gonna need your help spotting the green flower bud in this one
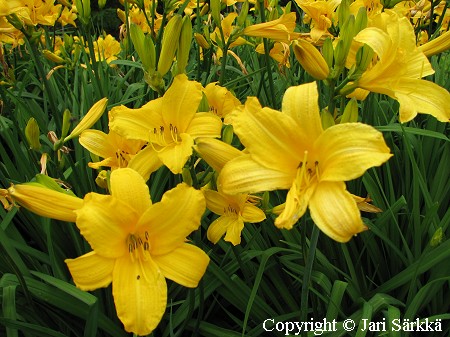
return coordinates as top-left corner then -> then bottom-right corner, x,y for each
157,14 -> 182,76
175,15 -> 192,75
25,118 -> 41,151
340,98 -> 359,123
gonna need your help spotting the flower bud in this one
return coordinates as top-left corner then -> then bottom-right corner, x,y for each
354,44 -> 374,74
130,23 -> 155,72
43,50 -> 65,64
321,108 -> 335,129
340,98 -> 358,123
157,14 -> 182,76
175,15 -> 192,75
95,170 -> 109,189
210,0 -> 222,27
3,182 -> 83,222
25,118 -> 41,151
293,40 -> 329,80
222,124 -> 234,144
98,0 -> 107,9
182,167 -> 193,186
61,109 -> 72,139
64,98 -> 108,142
194,33 -> 210,49
418,31 -> 450,57
237,0 -> 249,27
75,0 -> 91,25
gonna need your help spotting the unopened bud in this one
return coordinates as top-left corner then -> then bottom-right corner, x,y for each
64,98 -> 108,142
182,167 -> 193,186
340,98 -> 358,123
43,50 -> 65,64
95,170 -> 109,189
175,15 -> 192,75
25,118 -> 41,151
130,23 -> 156,72
293,40 -> 329,80
210,0 -> 222,27
321,108 -> 335,129
75,0 -> 91,25
194,33 -> 210,49
355,44 -> 374,74
98,0 -> 107,9
222,124 -> 234,144
61,109 -> 72,139
157,14 -> 182,76
237,1 -> 249,27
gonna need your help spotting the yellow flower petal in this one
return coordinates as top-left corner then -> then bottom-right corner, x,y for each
110,168 -> 152,214
113,255 -> 167,336
65,98 -> 108,142
231,100 -> 302,171
79,129 -> 112,158
127,146 -> 163,181
65,251 -> 114,291
309,181 -> 367,242
204,189 -> 228,215
137,183 -> 205,255
219,156 -> 294,195
241,203 -> 266,223
274,180 -> 315,229
7,184 -> 82,222
394,78 -> 450,123
185,112 -> 222,139
161,74 -> 203,132
75,193 -> 139,258
157,133 -> 194,174
282,82 -> 323,141
316,123 -> 392,182
152,243 -> 209,287
207,216 -> 231,244
194,138 -> 243,172
223,217 -> 245,245
109,98 -> 164,141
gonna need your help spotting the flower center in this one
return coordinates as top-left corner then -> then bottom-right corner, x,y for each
296,150 -> 320,189
224,204 -> 239,218
149,123 -> 181,150
127,231 -> 151,262
115,149 -> 131,167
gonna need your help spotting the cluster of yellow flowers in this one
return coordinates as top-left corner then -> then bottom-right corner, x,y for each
1,0 -> 450,335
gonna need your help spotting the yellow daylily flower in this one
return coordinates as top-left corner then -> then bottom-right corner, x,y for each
204,82 -> 241,123
218,82 -> 392,242
91,34 -> 122,64
348,10 -> 450,123
243,12 -> 299,43
79,129 -> 162,181
256,41 -> 291,68
65,168 -> 209,335
204,190 -> 265,245
109,74 -> 222,174
1,182 -> 83,222
210,12 -> 248,59
295,0 -> 341,42
194,138 -> 243,173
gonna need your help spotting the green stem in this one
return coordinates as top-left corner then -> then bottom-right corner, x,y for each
300,224 -> 320,337
258,1 -> 276,107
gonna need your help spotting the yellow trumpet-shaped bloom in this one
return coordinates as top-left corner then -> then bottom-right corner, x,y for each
204,190 -> 265,245
243,12 -> 299,43
204,82 -> 241,123
109,74 -> 222,174
79,129 -> 162,181
218,82 -> 392,242
65,168 -> 209,335
350,10 -> 450,123
295,0 -> 341,42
